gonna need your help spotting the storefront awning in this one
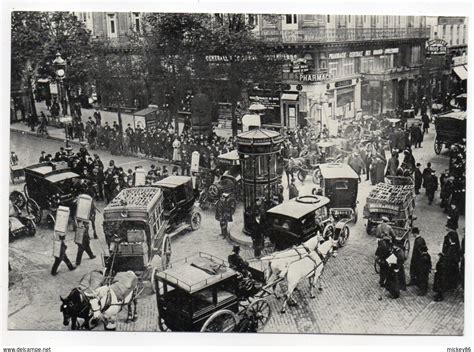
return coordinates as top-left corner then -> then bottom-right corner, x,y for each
453,65 -> 467,80
281,93 -> 299,101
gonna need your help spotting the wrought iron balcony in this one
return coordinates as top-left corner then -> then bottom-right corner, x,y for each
258,27 -> 430,44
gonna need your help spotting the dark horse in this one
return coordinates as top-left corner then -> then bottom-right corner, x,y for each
60,288 -> 96,330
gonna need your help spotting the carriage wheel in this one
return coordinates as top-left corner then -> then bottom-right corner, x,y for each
200,309 -> 237,332
26,199 -> 42,224
199,193 -> 210,210
374,257 -> 380,274
158,317 -> 171,332
189,211 -> 201,231
403,238 -> 411,258
297,169 -> 307,183
338,225 -> 350,247
46,213 -> 56,229
434,140 -> 442,155
312,168 -> 321,185
24,218 -> 36,236
23,184 -> 29,199
322,224 -> 335,241
160,235 -> 172,270
10,191 -> 26,210
208,184 -> 220,198
246,298 -> 272,331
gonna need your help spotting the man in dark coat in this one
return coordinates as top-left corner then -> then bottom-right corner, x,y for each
75,222 -> 96,266
408,227 -> 426,286
425,170 -> 438,205
288,178 -> 299,199
386,152 -> 399,176
375,235 -> 392,288
215,193 -> 233,238
393,245 -> 406,291
402,149 -> 416,173
422,162 -> 434,191
228,245 -> 250,275
442,220 -> 461,290
417,244 -> 431,296
414,163 -> 423,195
433,253 -> 449,301
421,113 -> 430,134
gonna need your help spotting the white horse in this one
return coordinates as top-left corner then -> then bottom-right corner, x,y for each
279,238 -> 334,314
89,271 -> 139,330
263,235 -> 323,298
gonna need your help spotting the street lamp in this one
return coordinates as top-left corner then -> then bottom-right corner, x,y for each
53,52 -> 69,147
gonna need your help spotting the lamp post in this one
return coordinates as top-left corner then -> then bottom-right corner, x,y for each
53,52 -> 69,148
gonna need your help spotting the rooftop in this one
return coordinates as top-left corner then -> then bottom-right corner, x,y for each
104,187 -> 162,212
267,195 -> 330,219
318,163 -> 359,179
154,176 -> 191,188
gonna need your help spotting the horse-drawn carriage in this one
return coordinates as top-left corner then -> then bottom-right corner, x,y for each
265,195 -> 350,251
155,252 -> 272,332
153,176 -> 202,237
286,141 -> 344,183
312,163 -> 359,223
199,150 -> 241,211
363,177 -> 416,258
16,162 -> 82,227
433,110 -> 466,155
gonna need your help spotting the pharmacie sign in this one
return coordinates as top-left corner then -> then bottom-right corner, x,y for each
299,73 -> 332,82
328,48 -> 399,60
426,39 -> 448,55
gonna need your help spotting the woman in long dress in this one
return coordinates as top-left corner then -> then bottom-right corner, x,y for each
172,136 -> 182,162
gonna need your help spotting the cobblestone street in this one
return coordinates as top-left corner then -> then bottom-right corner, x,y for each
8,123 -> 464,335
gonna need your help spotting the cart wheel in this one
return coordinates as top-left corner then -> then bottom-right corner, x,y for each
160,235 -> 172,270
404,238 -> 411,258
246,298 -> 271,331
338,225 -> 350,247
26,199 -> 42,224
24,218 -> 36,236
23,184 -> 29,199
198,193 -> 209,210
297,170 -> 306,183
208,184 -> 220,198
10,191 -> 26,209
158,317 -> 171,332
189,211 -> 201,231
374,257 -> 380,274
322,224 -> 335,241
46,213 -> 56,229
434,140 -> 442,155
312,168 -> 321,185
200,309 -> 237,332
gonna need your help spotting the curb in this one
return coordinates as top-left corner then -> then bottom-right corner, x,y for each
229,231 -> 253,247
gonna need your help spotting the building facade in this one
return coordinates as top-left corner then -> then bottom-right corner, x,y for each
250,14 -> 430,130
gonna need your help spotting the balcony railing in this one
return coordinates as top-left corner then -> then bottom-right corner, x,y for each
258,27 -> 431,44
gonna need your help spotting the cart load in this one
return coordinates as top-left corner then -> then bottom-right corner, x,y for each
364,182 -> 415,216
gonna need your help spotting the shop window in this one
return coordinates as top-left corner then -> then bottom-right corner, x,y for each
328,61 -> 338,77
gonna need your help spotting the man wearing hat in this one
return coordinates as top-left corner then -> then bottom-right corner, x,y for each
442,219 -> 461,290
417,244 -> 431,296
408,227 -> 426,287
414,163 -> 423,195
433,252 -> 449,301
385,151 -> 399,177
228,245 -> 250,275
375,234 -> 393,289
424,170 -> 438,205
51,234 -> 76,275
39,151 -> 48,163
215,193 -> 234,238
375,216 -> 395,241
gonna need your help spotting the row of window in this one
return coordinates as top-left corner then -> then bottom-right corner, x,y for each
106,12 -> 141,37
284,15 -> 425,27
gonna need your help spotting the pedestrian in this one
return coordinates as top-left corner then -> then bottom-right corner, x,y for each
363,144 -> 373,181
417,244 -> 431,296
51,234 -> 76,275
347,152 -> 364,182
414,163 -> 422,195
443,219 -> 461,290
375,235 -> 392,289
385,252 -> 401,299
75,222 -> 96,266
288,178 -> 299,199
422,162 -> 433,191
392,245 -> 406,291
385,151 -> 399,177
375,216 -> 395,241
93,109 -> 102,126
38,151 -> 48,163
446,204 -> 460,230
172,135 -> 182,163
408,227 -> 426,287
401,149 -> 416,173
425,170 -> 438,205
10,151 -> 19,166
433,253 -> 449,301
421,113 -> 430,134
215,193 -> 233,238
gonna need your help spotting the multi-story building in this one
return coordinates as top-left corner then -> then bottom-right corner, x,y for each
249,14 -> 430,129
425,16 -> 468,100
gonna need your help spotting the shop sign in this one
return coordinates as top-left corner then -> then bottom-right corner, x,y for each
452,55 -> 468,66
49,83 -> 58,94
335,79 -> 353,88
248,95 -> 280,109
426,39 -> 448,55
299,73 -> 332,82
328,48 -> 398,59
